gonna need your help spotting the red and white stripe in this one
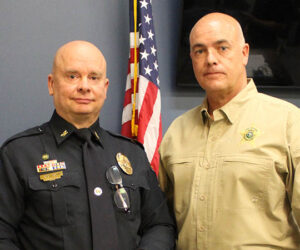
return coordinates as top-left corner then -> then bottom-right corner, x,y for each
121,32 -> 161,175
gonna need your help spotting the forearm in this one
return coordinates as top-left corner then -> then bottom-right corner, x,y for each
0,150 -> 23,250
138,170 -> 176,250
0,219 -> 21,250
138,224 -> 175,250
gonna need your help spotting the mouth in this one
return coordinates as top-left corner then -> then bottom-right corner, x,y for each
204,72 -> 225,77
73,98 -> 93,104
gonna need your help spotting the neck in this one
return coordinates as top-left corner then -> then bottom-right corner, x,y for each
57,111 -> 99,129
207,94 -> 230,116
207,79 -> 247,117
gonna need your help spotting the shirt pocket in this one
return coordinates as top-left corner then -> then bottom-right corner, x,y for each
112,175 -> 150,248
120,176 -> 150,220
218,156 -> 272,210
28,172 -> 81,226
168,158 -> 197,218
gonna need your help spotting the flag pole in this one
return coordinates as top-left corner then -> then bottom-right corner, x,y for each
131,0 -> 138,138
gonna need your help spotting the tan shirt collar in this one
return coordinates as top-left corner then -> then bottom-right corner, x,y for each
200,79 -> 258,124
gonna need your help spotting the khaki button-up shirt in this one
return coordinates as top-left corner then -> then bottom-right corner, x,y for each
159,79 -> 300,250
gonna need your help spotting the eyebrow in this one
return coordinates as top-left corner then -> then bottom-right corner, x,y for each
191,39 -> 230,50
64,70 -> 79,75
64,70 -> 102,76
214,39 -> 230,45
89,71 -> 102,75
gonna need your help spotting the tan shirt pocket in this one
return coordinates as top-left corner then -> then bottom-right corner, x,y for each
218,156 -> 273,210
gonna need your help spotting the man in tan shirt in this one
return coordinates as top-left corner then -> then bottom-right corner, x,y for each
159,12 -> 300,249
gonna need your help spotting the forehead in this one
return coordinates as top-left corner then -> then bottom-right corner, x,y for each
56,46 -> 105,72
190,19 -> 237,47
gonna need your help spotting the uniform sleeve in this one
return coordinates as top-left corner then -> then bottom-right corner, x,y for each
286,108 -> 300,226
137,160 -> 176,250
158,155 -> 175,214
0,146 -> 23,249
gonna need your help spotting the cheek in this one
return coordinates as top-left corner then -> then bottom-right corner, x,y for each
58,85 -> 76,97
229,58 -> 244,74
94,86 -> 107,100
242,54 -> 249,66
192,59 -> 204,74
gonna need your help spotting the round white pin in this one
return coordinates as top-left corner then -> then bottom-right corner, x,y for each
94,187 -> 103,196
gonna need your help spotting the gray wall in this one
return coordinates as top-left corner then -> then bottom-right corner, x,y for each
1,0 -> 300,145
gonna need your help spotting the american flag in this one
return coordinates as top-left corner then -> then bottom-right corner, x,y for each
121,0 -> 162,175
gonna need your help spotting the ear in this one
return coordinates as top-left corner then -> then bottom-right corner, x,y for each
104,78 -> 109,94
242,43 -> 250,66
105,78 -> 109,88
190,49 -> 194,60
48,74 -> 54,96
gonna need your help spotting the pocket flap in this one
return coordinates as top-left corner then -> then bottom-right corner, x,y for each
29,172 -> 81,191
122,175 -> 150,190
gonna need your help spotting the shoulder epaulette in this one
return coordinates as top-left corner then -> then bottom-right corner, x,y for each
1,123 -> 47,148
105,130 -> 144,149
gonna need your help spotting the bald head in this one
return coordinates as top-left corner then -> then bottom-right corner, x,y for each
188,12 -> 249,110
190,12 -> 245,49
52,40 -> 107,76
48,40 -> 109,129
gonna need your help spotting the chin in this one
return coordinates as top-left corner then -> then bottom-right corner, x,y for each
201,80 -> 227,91
72,108 -> 93,115
75,107 -> 101,116
73,104 -> 93,112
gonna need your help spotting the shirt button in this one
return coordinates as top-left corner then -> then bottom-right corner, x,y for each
94,187 -> 103,196
208,135 -> 216,141
199,195 -> 205,201
199,226 -> 205,232
203,163 -> 210,169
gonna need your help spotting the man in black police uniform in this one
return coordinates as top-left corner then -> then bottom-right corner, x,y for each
0,40 -> 175,250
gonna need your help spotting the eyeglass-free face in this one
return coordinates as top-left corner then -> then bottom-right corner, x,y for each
106,165 -> 130,211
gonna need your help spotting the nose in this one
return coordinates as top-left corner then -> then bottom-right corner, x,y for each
206,49 -> 218,66
77,77 -> 90,92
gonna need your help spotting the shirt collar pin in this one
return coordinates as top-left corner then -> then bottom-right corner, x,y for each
60,130 -> 68,137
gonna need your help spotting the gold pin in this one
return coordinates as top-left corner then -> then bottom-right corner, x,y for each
40,171 -> 63,182
60,130 -> 68,137
116,153 -> 133,175
42,154 -> 49,161
94,131 -> 100,140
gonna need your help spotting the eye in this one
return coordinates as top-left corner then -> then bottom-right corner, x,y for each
67,73 -> 78,80
219,46 -> 228,52
89,74 -> 101,81
195,49 -> 204,55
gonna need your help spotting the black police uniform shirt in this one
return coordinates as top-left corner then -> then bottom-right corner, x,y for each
0,111 -> 175,250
